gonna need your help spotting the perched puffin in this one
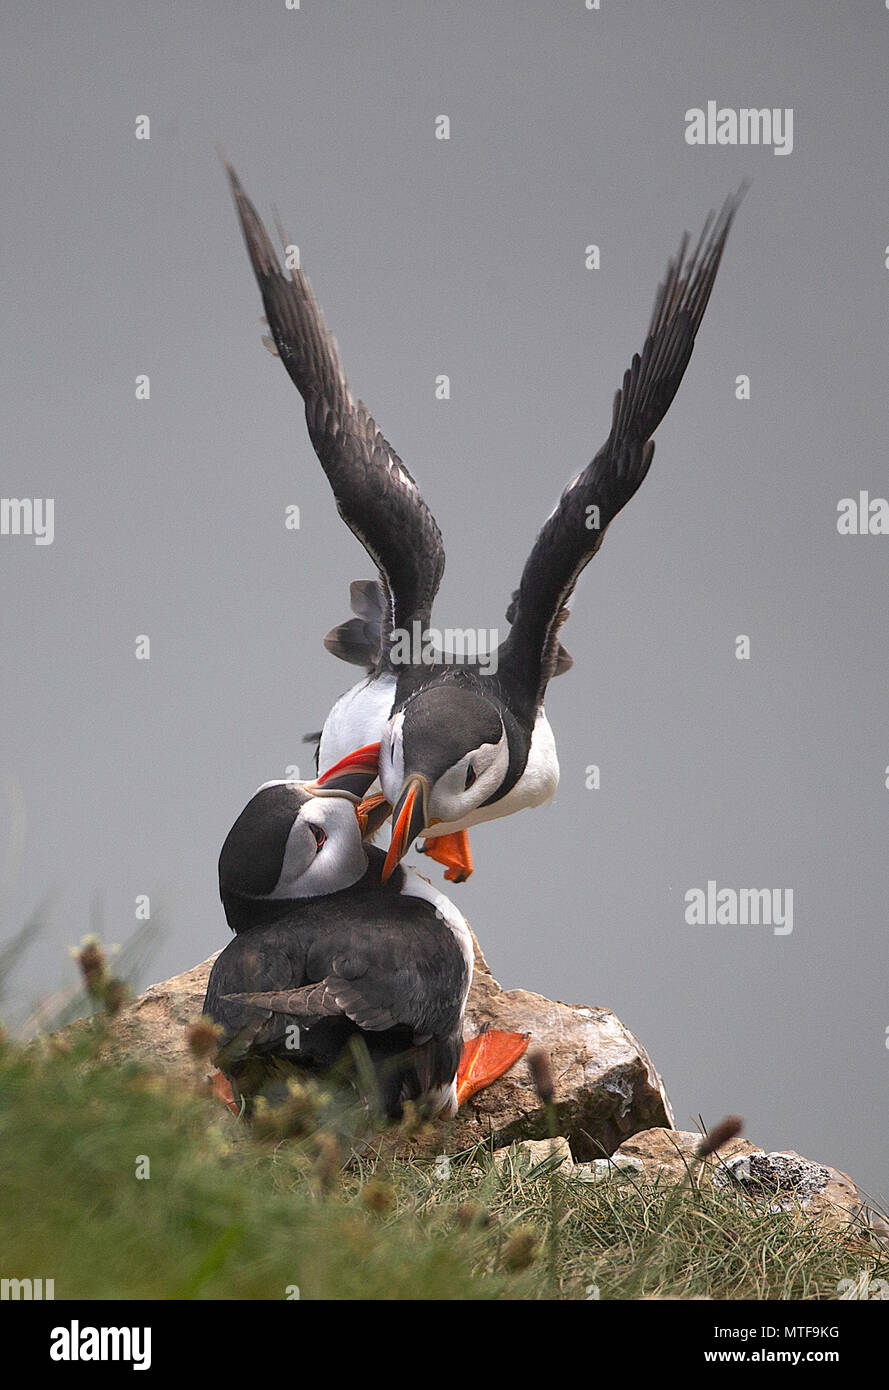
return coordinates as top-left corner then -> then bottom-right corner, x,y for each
226,165 -> 742,881
203,780 -> 526,1116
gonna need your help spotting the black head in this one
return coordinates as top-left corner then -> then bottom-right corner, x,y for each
378,685 -> 510,879
218,782 -> 368,930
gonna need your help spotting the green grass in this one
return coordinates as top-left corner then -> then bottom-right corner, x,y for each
1,1024 -> 886,1300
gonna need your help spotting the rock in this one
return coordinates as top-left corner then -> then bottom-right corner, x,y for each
53,943 -> 884,1245
612,1126 -> 759,1182
492,1137 -> 574,1174
610,1128 -> 888,1246
713,1149 -> 878,1242
574,1154 -> 645,1183
712,1150 -> 832,1206
65,952 -> 223,1076
59,926 -> 673,1160
447,931 -> 674,1160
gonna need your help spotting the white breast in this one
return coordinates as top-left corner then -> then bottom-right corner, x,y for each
398,866 -> 474,1000
317,673 -> 397,778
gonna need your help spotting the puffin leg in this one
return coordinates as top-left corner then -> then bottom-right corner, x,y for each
418,829 -> 474,882
209,1069 -> 240,1116
455,1028 -> 530,1106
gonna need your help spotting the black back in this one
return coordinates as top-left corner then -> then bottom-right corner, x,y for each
204,851 -> 468,1118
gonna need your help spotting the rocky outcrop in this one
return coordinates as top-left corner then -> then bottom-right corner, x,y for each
68,928 -> 673,1160
449,933 -> 674,1159
82,952 -> 223,1072
562,1127 -> 888,1247
59,940 -> 885,1247
492,1137 -> 574,1174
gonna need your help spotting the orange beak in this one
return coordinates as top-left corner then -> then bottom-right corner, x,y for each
313,742 -> 381,799
381,776 -> 428,882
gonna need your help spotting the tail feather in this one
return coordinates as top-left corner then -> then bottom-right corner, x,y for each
323,577 -> 387,671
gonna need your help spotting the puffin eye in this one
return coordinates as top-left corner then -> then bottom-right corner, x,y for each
309,823 -> 326,850
464,764 -> 476,791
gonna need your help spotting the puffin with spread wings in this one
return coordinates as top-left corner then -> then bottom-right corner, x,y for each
226,165 -> 740,883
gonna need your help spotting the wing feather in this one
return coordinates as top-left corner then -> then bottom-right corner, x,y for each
226,164 -> 445,656
499,189 -> 744,707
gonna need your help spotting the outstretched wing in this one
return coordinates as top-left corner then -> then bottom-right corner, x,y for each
226,164 -> 445,658
499,190 -> 743,708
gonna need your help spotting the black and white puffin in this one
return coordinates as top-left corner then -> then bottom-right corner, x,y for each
226,165 -> 742,882
203,780 -> 527,1116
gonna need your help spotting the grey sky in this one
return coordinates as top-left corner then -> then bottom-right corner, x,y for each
1,0 -> 887,1197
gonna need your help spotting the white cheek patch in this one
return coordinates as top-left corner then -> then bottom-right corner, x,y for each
268,817 -> 316,897
488,725 -> 510,787
429,723 -> 508,823
271,796 -> 368,899
466,725 -> 509,800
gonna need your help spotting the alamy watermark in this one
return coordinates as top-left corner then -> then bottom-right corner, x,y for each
685,102 -> 793,156
50,1322 -> 151,1371
1,1276 -> 54,1299
685,881 -> 793,936
836,491 -> 889,535
1,497 -> 54,545
389,621 -> 500,675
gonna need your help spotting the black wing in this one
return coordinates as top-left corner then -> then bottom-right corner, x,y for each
499,190 -> 743,708
224,913 -> 466,1040
221,978 -> 400,1033
204,937 -> 298,1065
226,164 -> 445,659
206,895 -> 467,1045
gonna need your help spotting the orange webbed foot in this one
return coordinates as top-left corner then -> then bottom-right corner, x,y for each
455,1028 -> 530,1107
209,1069 -> 240,1116
418,829 -> 474,882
